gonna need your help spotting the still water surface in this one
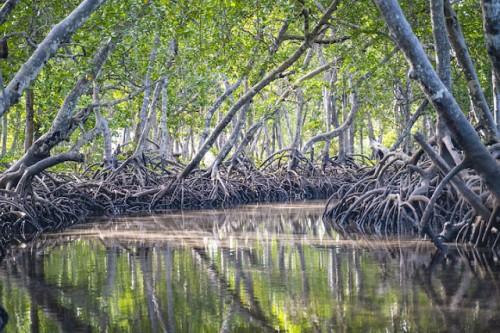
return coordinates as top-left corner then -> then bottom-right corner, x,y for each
1,201 -> 500,332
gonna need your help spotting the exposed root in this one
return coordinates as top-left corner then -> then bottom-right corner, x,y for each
0,151 -> 353,247
324,135 -> 500,250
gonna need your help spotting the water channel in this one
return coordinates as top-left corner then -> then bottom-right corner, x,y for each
0,201 -> 499,332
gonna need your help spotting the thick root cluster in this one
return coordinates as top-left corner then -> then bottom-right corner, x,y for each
0,151 -> 358,248
324,150 -> 498,249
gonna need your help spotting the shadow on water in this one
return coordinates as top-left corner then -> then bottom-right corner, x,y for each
0,201 -> 499,332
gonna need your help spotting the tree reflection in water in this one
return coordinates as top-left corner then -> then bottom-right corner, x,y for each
0,202 -> 499,332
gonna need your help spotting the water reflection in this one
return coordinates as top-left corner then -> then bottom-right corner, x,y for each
0,202 -> 499,332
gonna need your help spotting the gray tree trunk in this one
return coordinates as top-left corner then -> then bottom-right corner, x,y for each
262,124 -> 272,159
348,121 -> 355,154
156,38 -> 177,163
288,88 -> 305,170
1,113 -> 6,156
282,107 -> 293,145
433,0 -> 452,89
101,116 -> 113,168
0,0 -> 20,26
390,99 -> 428,151
481,0 -> 500,85
0,38 -> 115,189
366,113 -> 375,141
159,78 -> 171,162
302,85 -> 358,154
427,114 -> 436,138
318,48 -> 337,165
375,0 -> 500,202
229,120 -> 262,169
216,109 -> 225,150
494,73 -> 500,131
9,108 -> 19,150
275,117 -> 284,150
135,33 -> 160,143
182,127 -> 192,161
359,125 -> 363,155
445,0 -> 498,141
322,86 -> 333,160
377,119 -> 383,143
422,113 -> 429,139
346,76 -> 356,155
24,89 -> 34,152
211,101 -> 250,172
431,0 -> 459,167
199,78 -> 242,149
250,125 -> 262,157
271,122 -> 276,152
338,89 -> 347,163
392,77 -> 413,153
151,106 -> 159,145
0,0 -> 106,117
92,82 -> 113,168
135,80 -> 163,156
122,127 -> 130,146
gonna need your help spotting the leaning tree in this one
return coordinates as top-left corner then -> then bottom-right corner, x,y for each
325,0 -> 500,250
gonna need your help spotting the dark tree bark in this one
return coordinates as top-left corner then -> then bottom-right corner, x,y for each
15,151 -> 83,193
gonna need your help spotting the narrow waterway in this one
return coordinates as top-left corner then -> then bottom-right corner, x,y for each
0,201 -> 499,332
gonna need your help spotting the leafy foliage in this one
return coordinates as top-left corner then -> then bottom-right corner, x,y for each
0,0 -> 497,172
